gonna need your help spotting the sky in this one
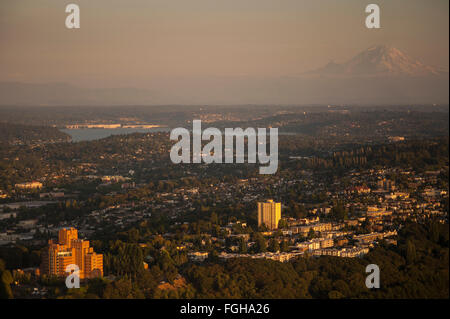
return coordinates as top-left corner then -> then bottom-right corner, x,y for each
0,0 -> 448,104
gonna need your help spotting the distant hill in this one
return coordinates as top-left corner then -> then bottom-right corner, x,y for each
0,122 -> 70,144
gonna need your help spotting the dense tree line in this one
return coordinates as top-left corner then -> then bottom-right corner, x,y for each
2,220 -> 445,299
283,138 -> 449,172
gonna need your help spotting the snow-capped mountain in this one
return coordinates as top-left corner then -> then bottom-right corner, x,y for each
310,45 -> 444,77
1,45 -> 447,106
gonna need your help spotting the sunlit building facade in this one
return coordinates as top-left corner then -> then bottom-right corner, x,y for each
257,199 -> 281,230
40,227 -> 103,279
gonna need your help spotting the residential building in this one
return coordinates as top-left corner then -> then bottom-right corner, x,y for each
257,200 -> 281,230
40,227 -> 103,279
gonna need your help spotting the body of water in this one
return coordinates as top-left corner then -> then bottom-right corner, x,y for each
61,128 -> 171,142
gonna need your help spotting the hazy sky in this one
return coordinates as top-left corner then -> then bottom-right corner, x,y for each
0,0 -> 448,89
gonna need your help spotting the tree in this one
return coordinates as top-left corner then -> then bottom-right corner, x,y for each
103,278 -> 144,299
210,212 -> 219,225
328,290 -> 344,299
238,238 -> 247,253
253,233 -> 267,253
0,267 -> 13,299
406,240 -> 416,265
330,202 -> 348,221
127,228 -> 140,243
280,240 -> 289,252
278,219 -> 288,229
268,239 -> 280,252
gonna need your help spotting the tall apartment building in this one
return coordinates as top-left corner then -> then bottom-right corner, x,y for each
40,227 -> 103,279
257,200 -> 281,230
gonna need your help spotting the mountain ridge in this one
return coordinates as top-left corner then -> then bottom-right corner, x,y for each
0,45 -> 447,105
308,45 -> 446,77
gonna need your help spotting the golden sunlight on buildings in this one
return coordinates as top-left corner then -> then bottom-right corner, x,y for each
257,199 -> 281,230
40,227 -> 103,279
